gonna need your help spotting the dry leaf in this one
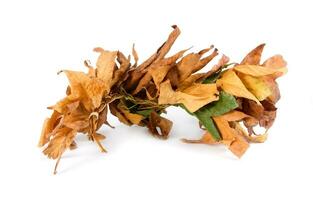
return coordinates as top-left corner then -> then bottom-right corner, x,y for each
216,70 -> 260,104
159,80 -> 219,112
39,26 -> 286,173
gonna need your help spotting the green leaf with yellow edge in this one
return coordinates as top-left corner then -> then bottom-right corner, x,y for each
182,91 -> 238,140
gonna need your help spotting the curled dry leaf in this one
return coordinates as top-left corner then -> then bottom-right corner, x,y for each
39,25 -> 286,173
159,80 -> 219,112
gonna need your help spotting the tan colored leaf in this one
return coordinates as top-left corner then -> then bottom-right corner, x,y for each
38,111 -> 62,147
154,25 -> 181,63
262,77 -> 280,103
132,48 -> 189,94
178,73 -> 206,91
94,48 -> 118,94
159,80 -> 219,112
220,110 -> 258,126
43,127 -> 76,159
228,134 -> 249,158
262,55 -> 288,78
213,116 -> 249,157
111,51 -> 131,87
234,64 -> 285,77
132,44 -> 139,67
199,55 -> 230,82
262,55 -> 287,68
176,48 -> 218,82
212,116 -> 236,144
84,60 -> 96,77
62,104 -> 89,131
136,25 -> 180,72
59,70 -> 106,111
109,102 -> 132,126
182,131 -> 219,144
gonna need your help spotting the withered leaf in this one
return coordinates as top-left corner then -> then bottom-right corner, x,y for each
240,43 -> 265,65
238,74 -> 272,101
159,80 -> 219,112
94,48 -> 118,94
39,26 -> 286,173
216,69 -> 260,104
184,91 -> 238,140
147,111 -> 173,139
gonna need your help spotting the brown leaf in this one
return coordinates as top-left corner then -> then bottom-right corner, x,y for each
132,44 -> 139,67
198,55 -> 230,82
242,99 -> 264,120
109,102 -> 132,126
262,55 -> 288,79
240,44 -> 265,65
132,48 -> 189,94
136,25 -> 181,72
176,48 -> 218,82
117,103 -> 144,125
111,51 -> 131,87
147,111 -> 173,139
234,122 -> 268,143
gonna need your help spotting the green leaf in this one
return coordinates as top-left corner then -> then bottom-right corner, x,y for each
184,91 -> 238,140
197,91 -> 238,117
202,71 -> 222,84
136,109 -> 153,118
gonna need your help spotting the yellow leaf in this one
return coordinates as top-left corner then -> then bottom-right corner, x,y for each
216,70 -> 260,104
159,80 -> 219,112
238,74 -> 272,101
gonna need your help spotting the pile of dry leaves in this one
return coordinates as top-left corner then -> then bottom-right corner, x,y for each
38,25 -> 287,174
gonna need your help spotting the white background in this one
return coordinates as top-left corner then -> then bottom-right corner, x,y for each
0,0 -> 312,199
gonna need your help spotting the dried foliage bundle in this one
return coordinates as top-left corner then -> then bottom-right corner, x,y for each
38,25 -> 287,174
